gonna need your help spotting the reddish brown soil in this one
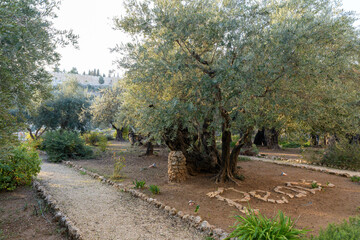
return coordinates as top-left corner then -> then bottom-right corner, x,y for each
0,186 -> 66,240
77,141 -> 360,236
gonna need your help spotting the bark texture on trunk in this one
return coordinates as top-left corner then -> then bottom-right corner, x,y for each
111,124 -> 125,141
163,127 -> 218,174
27,127 -> 47,140
215,127 -> 251,183
265,128 -> 280,149
144,142 -> 154,156
254,128 -> 267,146
310,133 -> 319,147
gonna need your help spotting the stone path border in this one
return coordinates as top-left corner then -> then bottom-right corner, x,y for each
240,155 -> 360,178
62,161 -> 230,240
32,180 -> 81,240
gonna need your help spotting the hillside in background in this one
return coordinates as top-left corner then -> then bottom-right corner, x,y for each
52,72 -> 118,86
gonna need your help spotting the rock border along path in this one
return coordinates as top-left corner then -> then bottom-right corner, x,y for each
240,155 -> 360,178
36,162 -> 217,240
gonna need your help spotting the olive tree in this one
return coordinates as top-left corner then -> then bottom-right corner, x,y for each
114,0 -> 360,182
0,0 -> 77,149
90,84 -> 127,141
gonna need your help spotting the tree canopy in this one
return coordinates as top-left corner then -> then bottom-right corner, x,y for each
114,0 -> 360,182
0,0 -> 77,149
90,83 -> 127,140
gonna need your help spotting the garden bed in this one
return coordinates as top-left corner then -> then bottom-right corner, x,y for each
75,141 -> 360,236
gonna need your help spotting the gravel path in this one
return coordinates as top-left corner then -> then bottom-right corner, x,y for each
241,155 -> 360,177
38,162 -> 205,240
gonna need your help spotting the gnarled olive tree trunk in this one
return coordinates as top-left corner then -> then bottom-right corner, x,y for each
254,128 -> 267,146
310,133 -> 320,147
265,127 -> 280,149
163,126 -> 219,174
144,142 -> 154,156
111,124 -> 125,141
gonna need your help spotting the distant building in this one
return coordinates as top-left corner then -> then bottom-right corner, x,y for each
51,72 -> 117,86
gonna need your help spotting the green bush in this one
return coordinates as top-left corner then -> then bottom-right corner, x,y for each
280,141 -> 302,148
42,130 -> 93,162
322,140 -> 360,170
301,148 -> 324,165
311,216 -> 360,240
0,144 -> 41,190
98,134 -> 108,152
112,153 -> 126,180
82,132 -> 100,146
106,134 -> 114,141
226,210 -> 307,240
350,176 -> 360,182
83,132 -> 108,151
24,137 -> 44,151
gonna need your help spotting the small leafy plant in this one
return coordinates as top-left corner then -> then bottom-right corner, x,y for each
149,185 -> 160,194
225,210 -> 307,240
235,174 -> 245,181
112,152 -> 126,180
133,179 -> 146,189
350,176 -> 360,182
311,182 -> 319,189
195,205 -> 200,213
98,134 -> 108,152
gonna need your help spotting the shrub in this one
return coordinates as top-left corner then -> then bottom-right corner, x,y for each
106,134 -> 114,141
301,148 -> 325,165
149,185 -> 160,194
280,141 -> 302,148
322,140 -> 360,170
350,176 -> 360,182
83,131 -> 108,151
82,132 -> 100,146
27,137 -> 44,150
311,216 -> 360,240
0,144 -> 41,191
226,210 -> 307,240
42,130 -> 93,162
133,179 -> 146,189
112,153 -> 126,180
98,134 -> 108,152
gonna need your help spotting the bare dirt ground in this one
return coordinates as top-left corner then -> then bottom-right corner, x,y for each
0,186 -> 66,240
37,162 -> 206,240
76,141 -> 360,237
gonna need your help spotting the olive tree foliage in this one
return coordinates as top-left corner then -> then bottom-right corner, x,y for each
0,0 -> 78,149
90,83 -> 127,141
35,78 -> 91,133
114,0 -> 360,182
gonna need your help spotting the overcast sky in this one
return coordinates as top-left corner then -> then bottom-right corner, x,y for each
53,0 -> 360,76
